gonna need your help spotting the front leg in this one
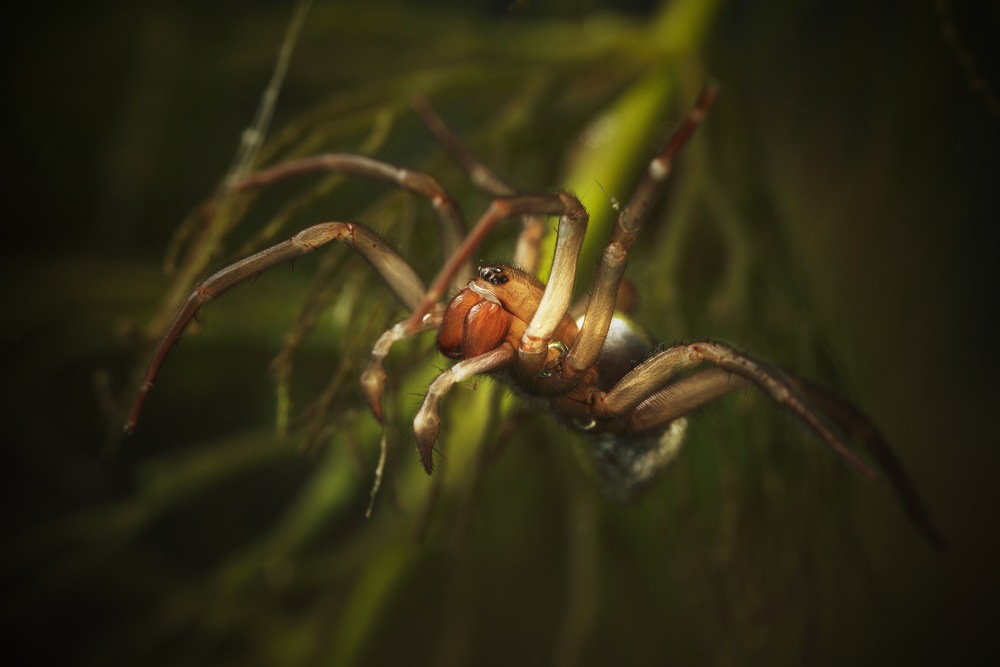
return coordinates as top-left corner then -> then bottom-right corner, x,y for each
559,84 -> 720,391
411,94 -> 548,275
361,307 -> 444,423
235,153 -> 468,280
125,222 -> 427,433
413,345 -> 515,473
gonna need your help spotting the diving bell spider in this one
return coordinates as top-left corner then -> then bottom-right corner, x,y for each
125,84 -> 942,545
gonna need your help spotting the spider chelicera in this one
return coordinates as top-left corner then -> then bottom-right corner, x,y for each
125,84 -> 942,546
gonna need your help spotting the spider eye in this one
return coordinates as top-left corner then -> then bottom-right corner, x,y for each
477,265 -> 509,286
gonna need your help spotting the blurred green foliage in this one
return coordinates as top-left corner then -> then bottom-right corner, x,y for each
2,0 -> 997,665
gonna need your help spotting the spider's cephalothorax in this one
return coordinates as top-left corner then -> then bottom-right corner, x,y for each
125,84 -> 943,546
438,264 -> 577,373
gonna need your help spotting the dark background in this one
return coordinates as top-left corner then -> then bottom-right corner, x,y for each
2,0 -> 997,664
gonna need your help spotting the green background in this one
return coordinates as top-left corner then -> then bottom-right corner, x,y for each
2,0 -> 997,664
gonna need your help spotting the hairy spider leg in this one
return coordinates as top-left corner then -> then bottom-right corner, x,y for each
125,222 -> 425,433
413,345 -> 517,473
234,153 -> 472,289
594,340 -> 876,477
128,148 -> 488,432
594,340 -> 946,548
411,94 -> 547,274
560,83 -> 720,391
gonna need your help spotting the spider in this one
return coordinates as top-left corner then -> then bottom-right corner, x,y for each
125,84 -> 942,546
